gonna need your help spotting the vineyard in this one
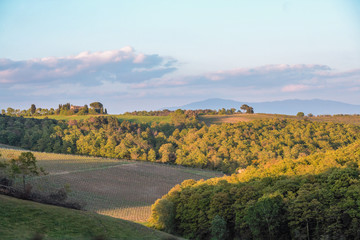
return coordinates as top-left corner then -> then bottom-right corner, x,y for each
0,146 -> 222,222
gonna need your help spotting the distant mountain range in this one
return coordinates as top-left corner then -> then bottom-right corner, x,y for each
164,98 -> 360,115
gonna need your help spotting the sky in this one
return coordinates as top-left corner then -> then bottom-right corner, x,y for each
0,0 -> 359,113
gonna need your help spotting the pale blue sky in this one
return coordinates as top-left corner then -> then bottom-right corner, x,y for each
0,0 -> 359,112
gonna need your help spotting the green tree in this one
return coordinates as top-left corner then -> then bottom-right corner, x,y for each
77,104 -> 89,115
288,186 -> 323,240
90,102 -> 104,114
297,112 -> 305,117
241,104 -> 254,114
211,215 -> 227,240
0,153 -> 7,172
170,109 -> 186,126
6,107 -> 15,116
244,195 -> 286,240
150,198 -> 175,233
240,104 -> 249,113
30,104 -> 36,115
8,152 -> 46,192
219,108 -> 226,115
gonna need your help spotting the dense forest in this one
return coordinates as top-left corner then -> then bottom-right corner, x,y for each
149,140 -> 360,239
0,113 -> 359,174
150,166 -> 360,239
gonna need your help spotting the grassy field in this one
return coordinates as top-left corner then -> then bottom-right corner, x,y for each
31,114 -> 171,124
0,147 -> 223,222
0,195 -> 182,240
199,113 -> 360,125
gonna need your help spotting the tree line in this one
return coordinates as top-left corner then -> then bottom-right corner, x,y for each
123,104 -> 255,116
1,102 -> 107,117
1,103 -> 256,118
0,114 -> 359,174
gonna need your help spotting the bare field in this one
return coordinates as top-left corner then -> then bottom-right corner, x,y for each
311,115 -> 360,125
199,113 -> 295,125
0,147 -> 223,222
199,113 -> 360,125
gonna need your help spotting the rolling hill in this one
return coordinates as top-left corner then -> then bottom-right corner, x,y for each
0,194 -> 182,240
0,146 -> 222,222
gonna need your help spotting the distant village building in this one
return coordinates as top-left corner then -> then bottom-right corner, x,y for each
70,105 -> 84,113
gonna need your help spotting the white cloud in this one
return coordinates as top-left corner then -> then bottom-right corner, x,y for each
203,64 -> 332,85
0,47 -> 177,86
121,64 -> 360,95
1,52 -> 360,112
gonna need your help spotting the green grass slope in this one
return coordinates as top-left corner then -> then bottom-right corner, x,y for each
0,195 -> 180,240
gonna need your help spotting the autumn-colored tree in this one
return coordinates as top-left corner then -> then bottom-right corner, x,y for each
148,149 -> 157,162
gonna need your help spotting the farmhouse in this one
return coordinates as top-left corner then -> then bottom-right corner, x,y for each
70,105 -> 84,113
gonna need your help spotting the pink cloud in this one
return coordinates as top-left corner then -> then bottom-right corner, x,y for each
133,53 -> 146,63
281,84 -> 312,92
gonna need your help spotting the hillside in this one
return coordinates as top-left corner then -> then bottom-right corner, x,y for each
2,113 -> 360,239
0,147 -> 222,222
237,139 -> 360,181
166,98 -> 360,115
0,195 -> 181,240
149,140 -> 360,239
1,114 -> 360,174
